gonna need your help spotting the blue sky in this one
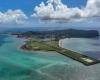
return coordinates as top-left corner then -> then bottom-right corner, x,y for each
0,0 -> 87,15
0,0 -> 100,30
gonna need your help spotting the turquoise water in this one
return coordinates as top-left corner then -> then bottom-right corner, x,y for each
60,37 -> 100,60
0,35 -> 100,80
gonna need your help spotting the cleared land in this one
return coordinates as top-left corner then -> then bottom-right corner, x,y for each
21,39 -> 100,66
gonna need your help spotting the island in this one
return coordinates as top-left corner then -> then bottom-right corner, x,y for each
13,29 -> 99,39
13,29 -> 100,66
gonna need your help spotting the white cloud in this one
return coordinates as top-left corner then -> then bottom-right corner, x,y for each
84,0 -> 100,17
0,9 -> 28,24
33,0 -> 100,21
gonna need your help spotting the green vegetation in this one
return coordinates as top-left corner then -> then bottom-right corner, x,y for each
22,38 -> 100,66
16,29 -> 99,39
23,39 -> 55,51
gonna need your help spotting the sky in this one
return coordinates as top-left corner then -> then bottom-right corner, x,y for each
0,0 -> 87,15
0,0 -> 100,30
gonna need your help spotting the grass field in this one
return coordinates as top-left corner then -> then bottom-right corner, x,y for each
25,39 -> 55,51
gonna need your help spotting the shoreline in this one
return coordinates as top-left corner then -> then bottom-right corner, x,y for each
17,38 -> 57,54
18,37 -> 100,66
19,44 -> 56,52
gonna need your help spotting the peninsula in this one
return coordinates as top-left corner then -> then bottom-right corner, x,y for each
13,29 -> 100,66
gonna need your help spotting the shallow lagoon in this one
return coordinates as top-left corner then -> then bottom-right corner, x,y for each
60,37 -> 100,60
0,35 -> 100,80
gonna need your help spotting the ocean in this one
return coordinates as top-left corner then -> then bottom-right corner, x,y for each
60,36 -> 100,60
0,34 -> 100,80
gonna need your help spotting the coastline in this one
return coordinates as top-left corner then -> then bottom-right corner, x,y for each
18,36 -> 100,66
17,37 -> 57,54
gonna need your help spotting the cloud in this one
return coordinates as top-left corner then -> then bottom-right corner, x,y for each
84,0 -> 100,17
0,9 -> 28,24
33,0 -> 100,21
